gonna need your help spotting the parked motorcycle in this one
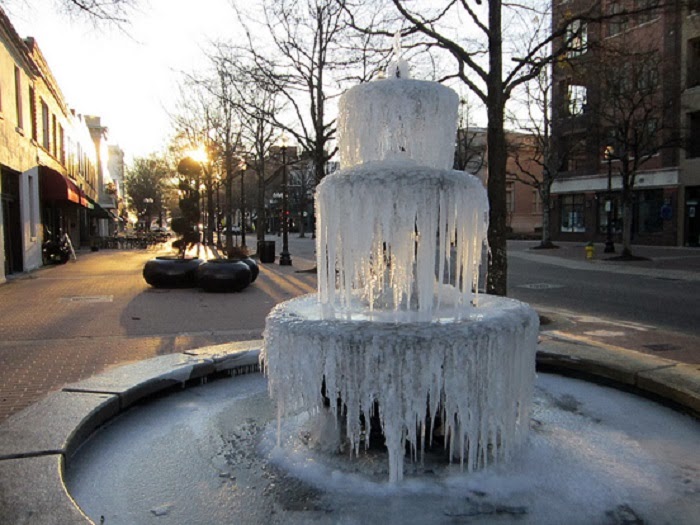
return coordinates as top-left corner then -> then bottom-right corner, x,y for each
42,230 -> 72,265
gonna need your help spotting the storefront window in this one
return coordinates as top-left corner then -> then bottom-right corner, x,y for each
635,189 -> 664,234
560,194 -> 586,232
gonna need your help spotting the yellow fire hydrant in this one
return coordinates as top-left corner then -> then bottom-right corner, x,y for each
585,242 -> 595,260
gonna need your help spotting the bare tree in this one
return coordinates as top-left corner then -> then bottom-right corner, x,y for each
1,0 -> 135,24
454,98 -> 487,174
342,0 -> 673,295
233,0 -> 361,186
341,0 -> 567,295
210,47 -> 285,244
509,66 -> 586,249
592,43 -> 681,258
168,82 -> 222,247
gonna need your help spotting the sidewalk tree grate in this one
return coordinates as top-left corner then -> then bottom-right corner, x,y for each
518,283 -> 565,290
60,295 -> 114,303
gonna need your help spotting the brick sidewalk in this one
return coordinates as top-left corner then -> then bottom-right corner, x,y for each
0,246 -> 316,423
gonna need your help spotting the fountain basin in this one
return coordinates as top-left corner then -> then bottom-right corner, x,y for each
264,294 -> 539,481
1,340 -> 698,524
65,370 -> 700,525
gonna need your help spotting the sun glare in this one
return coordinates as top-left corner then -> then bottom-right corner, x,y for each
187,146 -> 208,163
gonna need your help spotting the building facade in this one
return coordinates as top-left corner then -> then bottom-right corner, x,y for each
681,3 -> 700,245
0,8 -> 114,282
457,127 -> 544,236
107,145 -> 125,230
550,0 -> 699,247
0,11 -> 44,280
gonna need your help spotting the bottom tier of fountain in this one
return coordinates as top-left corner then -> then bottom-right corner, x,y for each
263,294 -> 539,482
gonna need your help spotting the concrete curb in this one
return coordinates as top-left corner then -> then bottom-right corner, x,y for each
538,334 -> 700,418
0,338 -> 698,525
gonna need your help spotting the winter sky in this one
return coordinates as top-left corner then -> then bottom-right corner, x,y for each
9,0 -> 242,162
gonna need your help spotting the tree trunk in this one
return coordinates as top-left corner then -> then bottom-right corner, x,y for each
257,163 -> 266,243
206,181 -> 215,245
485,0 -> 507,297
540,184 -> 554,248
225,154 -> 234,255
621,195 -> 634,257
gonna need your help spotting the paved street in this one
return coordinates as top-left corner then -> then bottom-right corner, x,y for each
0,235 -> 698,424
508,240 -> 700,365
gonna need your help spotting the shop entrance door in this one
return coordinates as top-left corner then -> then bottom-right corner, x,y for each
1,168 -> 23,274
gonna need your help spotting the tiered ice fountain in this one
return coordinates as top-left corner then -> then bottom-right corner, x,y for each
262,58 -> 539,483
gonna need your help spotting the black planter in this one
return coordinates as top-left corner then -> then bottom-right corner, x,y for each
197,259 -> 252,293
240,257 -> 260,283
143,256 -> 202,288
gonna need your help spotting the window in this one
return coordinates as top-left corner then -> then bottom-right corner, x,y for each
636,0 -> 658,25
506,182 -> 515,212
688,111 -> 700,158
560,135 -> 585,172
688,38 -> 700,89
639,118 -> 658,155
14,66 -> 22,130
41,100 -> 49,150
567,84 -> 587,116
532,190 -> 542,214
51,114 -> 57,156
560,194 -> 586,232
637,61 -> 658,93
29,87 -> 36,141
59,125 -> 65,165
608,1 -> 628,36
566,20 -> 588,58
635,189 -> 663,234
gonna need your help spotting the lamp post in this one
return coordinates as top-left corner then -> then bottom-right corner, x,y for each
240,161 -> 247,248
143,198 -> 154,231
214,175 -> 222,246
226,165 -> 234,257
604,146 -> 615,253
279,135 -> 292,266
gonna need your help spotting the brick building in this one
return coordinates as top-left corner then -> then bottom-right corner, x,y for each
0,8 -> 113,282
457,127 -> 544,236
550,0 -> 699,247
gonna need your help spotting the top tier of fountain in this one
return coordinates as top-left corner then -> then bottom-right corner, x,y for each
337,62 -> 459,171
315,57 -> 488,318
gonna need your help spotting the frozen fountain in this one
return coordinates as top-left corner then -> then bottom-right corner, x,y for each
262,57 -> 539,482
59,52 -> 698,525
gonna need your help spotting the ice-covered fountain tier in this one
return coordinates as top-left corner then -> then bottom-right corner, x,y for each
262,74 -> 539,483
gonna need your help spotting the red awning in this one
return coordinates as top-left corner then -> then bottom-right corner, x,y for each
40,167 -> 84,206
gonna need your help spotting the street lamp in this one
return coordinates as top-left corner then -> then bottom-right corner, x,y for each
279,135 -> 292,266
143,197 -> 154,231
604,146 -> 615,254
240,161 -> 247,248
226,162 -> 234,257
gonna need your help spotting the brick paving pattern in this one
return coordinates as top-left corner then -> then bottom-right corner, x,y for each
0,240 -> 316,423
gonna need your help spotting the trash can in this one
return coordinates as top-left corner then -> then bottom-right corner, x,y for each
258,240 -> 276,263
